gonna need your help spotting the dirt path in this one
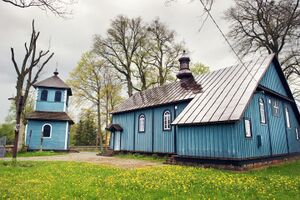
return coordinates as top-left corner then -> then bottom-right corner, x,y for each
1,152 -> 164,169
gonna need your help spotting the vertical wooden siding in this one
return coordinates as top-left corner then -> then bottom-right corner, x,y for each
111,102 -> 189,153
285,103 -> 300,153
26,120 -> 67,150
112,113 -> 135,151
36,88 -> 66,112
260,63 -> 288,97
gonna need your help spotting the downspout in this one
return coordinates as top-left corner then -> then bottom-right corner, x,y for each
174,105 -> 177,154
133,112 -> 136,151
152,109 -> 154,153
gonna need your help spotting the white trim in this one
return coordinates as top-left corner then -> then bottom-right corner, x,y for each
34,88 -> 39,110
64,122 -> 69,150
63,90 -> 67,112
24,124 -> 28,145
41,123 -> 52,138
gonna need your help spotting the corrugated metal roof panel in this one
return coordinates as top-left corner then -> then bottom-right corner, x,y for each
113,54 -> 275,125
173,54 -> 275,124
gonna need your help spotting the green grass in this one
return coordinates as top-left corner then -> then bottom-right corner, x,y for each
0,160 -> 300,199
5,151 -> 65,158
114,153 -> 166,162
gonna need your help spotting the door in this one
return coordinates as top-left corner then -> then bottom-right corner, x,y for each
266,96 -> 288,155
114,132 -> 121,151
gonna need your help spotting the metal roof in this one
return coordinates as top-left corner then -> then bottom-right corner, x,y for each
172,54 -> 275,125
111,75 -> 205,114
112,54 -> 275,125
27,111 -> 74,124
34,72 -> 72,95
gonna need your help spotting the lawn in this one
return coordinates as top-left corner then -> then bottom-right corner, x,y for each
0,160 -> 300,199
4,151 -> 65,158
114,153 -> 167,162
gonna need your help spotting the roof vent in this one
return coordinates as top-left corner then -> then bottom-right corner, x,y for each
176,51 -> 202,93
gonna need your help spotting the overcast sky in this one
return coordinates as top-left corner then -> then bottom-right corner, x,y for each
0,0 -> 238,123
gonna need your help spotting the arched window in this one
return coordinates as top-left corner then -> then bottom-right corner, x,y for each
138,114 -> 145,132
40,90 -> 48,101
285,107 -> 291,128
163,110 -> 171,131
259,98 -> 266,124
42,124 -> 52,138
54,91 -> 62,102
272,100 -> 280,117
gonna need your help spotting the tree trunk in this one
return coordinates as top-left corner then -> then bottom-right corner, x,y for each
126,75 -> 133,97
97,101 -> 103,152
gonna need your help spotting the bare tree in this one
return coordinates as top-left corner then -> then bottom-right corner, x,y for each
2,0 -> 76,17
93,15 -> 147,97
10,20 -> 54,159
147,18 -> 185,86
225,0 -> 300,98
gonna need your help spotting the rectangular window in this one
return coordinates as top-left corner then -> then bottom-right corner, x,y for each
245,118 -> 252,138
285,107 -> 291,128
296,128 -> 299,140
272,100 -> 280,117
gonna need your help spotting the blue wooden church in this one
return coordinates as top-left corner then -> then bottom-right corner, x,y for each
108,53 -> 300,165
25,71 -> 74,151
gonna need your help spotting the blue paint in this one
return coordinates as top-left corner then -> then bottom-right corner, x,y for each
111,102 -> 190,153
260,63 -> 288,96
110,59 -> 300,160
26,76 -> 72,151
26,120 -> 68,150
36,87 -> 67,112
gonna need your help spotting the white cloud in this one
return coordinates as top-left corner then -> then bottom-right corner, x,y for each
0,0 -> 236,122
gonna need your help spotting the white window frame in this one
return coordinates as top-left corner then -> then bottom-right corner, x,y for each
285,107 -> 291,128
272,100 -> 280,117
40,89 -> 48,101
244,118 -> 252,138
163,110 -> 171,131
296,128 -> 299,140
42,123 -> 52,138
138,114 -> 145,133
259,98 -> 266,124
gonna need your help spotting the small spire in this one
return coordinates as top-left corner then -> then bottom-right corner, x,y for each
54,68 -> 59,76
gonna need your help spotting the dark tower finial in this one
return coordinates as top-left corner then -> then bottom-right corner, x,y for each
176,50 -> 192,79
54,68 -> 59,76
176,51 -> 202,93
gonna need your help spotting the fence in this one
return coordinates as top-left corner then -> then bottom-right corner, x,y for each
0,137 -> 6,157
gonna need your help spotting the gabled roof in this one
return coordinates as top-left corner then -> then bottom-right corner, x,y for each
34,73 -> 72,95
173,54 -> 275,125
106,124 -> 123,132
113,54 -> 274,115
113,53 -> 300,125
111,79 -> 201,114
27,111 -> 74,124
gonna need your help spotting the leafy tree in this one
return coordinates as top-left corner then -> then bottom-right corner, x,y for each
100,67 -> 123,149
225,0 -> 300,99
147,18 -> 185,86
190,62 -> 210,75
74,109 -> 97,146
0,123 -> 14,145
93,15 -> 147,97
67,52 -> 104,150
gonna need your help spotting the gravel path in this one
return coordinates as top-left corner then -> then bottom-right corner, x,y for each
1,152 -> 164,169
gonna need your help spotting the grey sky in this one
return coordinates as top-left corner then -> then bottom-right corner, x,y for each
0,0 -> 237,122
